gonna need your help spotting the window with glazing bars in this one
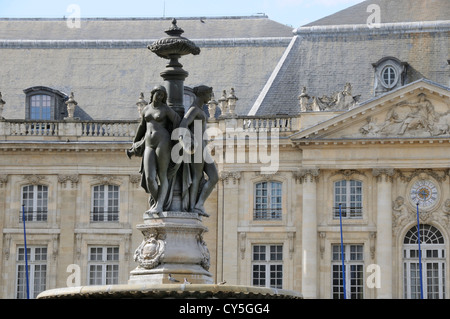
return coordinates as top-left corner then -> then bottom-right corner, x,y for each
333,180 -> 362,218
91,185 -> 119,222
331,244 -> 364,299
30,94 -> 52,120
16,246 -> 47,299
88,246 -> 119,285
252,244 -> 283,289
254,181 -> 282,220
21,185 -> 48,222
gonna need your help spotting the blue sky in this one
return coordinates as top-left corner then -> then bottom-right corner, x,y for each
0,0 -> 365,27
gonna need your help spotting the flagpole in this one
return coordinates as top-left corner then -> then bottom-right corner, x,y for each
416,202 -> 424,299
339,203 -> 347,299
22,204 -> 30,299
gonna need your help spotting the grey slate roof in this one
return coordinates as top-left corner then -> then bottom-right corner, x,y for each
304,0 -> 450,26
0,16 -> 293,120
0,16 -> 293,40
252,0 -> 450,116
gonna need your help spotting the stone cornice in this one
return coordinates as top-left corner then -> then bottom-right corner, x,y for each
293,137 -> 450,146
0,37 -> 292,49
294,20 -> 450,36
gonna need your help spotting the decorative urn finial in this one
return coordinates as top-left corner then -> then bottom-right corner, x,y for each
148,18 -> 200,60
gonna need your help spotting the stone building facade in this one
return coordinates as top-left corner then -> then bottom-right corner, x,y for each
0,0 -> 449,299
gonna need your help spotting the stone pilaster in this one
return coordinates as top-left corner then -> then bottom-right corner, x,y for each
298,168 -> 319,298
372,168 -> 395,299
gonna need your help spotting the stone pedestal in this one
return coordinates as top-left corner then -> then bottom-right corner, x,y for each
128,211 -> 213,285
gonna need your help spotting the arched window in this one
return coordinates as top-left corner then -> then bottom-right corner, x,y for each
254,181 -> 282,220
333,180 -> 362,219
403,224 -> 445,299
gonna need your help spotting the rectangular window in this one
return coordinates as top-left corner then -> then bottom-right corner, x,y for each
254,182 -> 282,220
30,94 -> 52,120
252,244 -> 283,289
88,246 -> 119,285
91,185 -> 119,222
333,180 -> 363,219
22,185 -> 48,222
16,246 -> 47,299
331,244 -> 364,299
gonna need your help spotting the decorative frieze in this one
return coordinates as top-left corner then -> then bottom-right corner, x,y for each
319,232 -> 326,259
3,234 -> 11,260
396,168 -> 448,183
129,174 -> 141,186
58,174 -> 79,188
331,169 -> 366,179
23,174 -> 46,185
359,93 -> 450,137
369,232 -> 376,260
91,175 -> 122,185
239,232 -> 246,260
0,174 -> 7,188
52,234 -> 60,261
254,171 -> 280,181
392,195 -> 450,233
293,168 -> 320,183
219,171 -> 241,184
288,232 -> 295,260
372,168 -> 395,182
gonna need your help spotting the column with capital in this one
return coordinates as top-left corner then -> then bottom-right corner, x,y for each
297,169 -> 319,298
372,168 -> 395,298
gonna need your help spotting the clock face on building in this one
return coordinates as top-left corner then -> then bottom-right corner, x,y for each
410,179 -> 439,209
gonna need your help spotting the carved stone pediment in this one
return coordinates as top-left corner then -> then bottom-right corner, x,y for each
291,80 -> 450,143
359,93 -> 449,138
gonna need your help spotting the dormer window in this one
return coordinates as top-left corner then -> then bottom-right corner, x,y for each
372,57 -> 408,95
24,87 -> 68,120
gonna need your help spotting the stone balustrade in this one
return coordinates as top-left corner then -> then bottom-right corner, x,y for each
0,114 -> 300,141
0,119 -> 139,141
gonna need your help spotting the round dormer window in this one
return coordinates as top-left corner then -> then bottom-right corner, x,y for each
381,66 -> 398,89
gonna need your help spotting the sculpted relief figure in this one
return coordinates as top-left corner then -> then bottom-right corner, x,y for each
299,83 -> 360,112
360,93 -> 450,137
392,196 -> 408,227
397,93 -> 436,135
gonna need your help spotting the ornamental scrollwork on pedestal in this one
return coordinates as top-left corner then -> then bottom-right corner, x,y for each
197,233 -> 210,271
134,230 -> 166,270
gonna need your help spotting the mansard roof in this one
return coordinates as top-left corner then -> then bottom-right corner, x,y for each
0,16 -> 293,40
304,0 -> 450,26
250,0 -> 450,116
0,16 -> 293,120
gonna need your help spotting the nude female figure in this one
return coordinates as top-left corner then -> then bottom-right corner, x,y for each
178,85 -> 218,216
129,85 -> 180,213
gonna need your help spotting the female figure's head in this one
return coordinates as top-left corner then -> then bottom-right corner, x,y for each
150,85 -> 168,104
193,85 -> 213,104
